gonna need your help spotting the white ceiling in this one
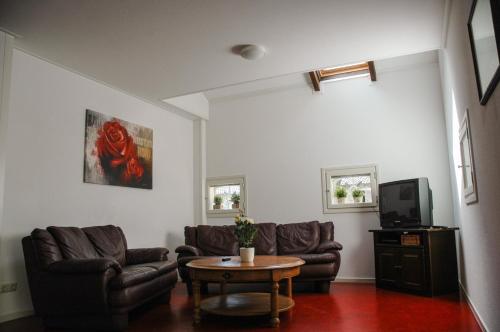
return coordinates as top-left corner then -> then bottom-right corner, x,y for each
0,0 -> 445,105
204,72 -> 311,102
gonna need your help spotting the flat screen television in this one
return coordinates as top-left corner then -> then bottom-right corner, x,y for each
379,178 -> 433,229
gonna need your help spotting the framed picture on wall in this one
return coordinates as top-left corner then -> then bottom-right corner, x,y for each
467,0 -> 500,105
459,109 -> 478,204
84,109 -> 153,189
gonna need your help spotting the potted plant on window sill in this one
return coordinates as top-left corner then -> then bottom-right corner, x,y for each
352,188 -> 365,203
335,187 -> 347,204
234,211 -> 257,263
213,195 -> 223,209
231,193 -> 240,209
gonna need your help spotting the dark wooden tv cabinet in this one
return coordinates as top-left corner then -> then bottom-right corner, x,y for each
369,228 -> 459,296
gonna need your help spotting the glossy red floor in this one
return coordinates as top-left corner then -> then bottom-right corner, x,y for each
0,283 -> 481,332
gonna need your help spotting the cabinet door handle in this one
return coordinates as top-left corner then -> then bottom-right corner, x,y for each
394,265 -> 402,269
222,272 -> 232,280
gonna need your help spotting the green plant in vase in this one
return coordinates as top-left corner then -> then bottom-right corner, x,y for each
213,195 -> 223,209
234,211 -> 257,262
335,187 -> 347,204
231,193 -> 240,209
352,188 -> 365,203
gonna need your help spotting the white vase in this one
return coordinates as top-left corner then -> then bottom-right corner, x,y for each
240,247 -> 255,263
337,197 -> 345,204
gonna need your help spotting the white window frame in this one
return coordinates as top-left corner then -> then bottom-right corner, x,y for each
459,108 -> 478,204
321,164 -> 379,213
206,175 -> 247,218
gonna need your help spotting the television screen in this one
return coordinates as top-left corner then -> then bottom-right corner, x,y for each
380,181 -> 419,223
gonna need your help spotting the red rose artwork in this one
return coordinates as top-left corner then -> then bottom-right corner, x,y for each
84,110 -> 152,189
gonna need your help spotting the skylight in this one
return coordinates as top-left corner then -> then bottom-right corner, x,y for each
309,61 -> 376,91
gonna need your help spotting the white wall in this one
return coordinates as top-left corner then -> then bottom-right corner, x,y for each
439,0 -> 500,330
0,50 -> 194,319
0,31 -> 7,239
193,119 -> 207,226
163,92 -> 209,120
206,54 -> 454,280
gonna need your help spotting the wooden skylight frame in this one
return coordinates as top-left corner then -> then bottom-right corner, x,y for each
309,61 -> 376,91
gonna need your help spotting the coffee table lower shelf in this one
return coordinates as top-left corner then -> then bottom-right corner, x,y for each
201,292 -> 295,317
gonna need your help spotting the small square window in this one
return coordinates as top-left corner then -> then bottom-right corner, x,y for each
206,176 -> 246,217
321,165 -> 378,213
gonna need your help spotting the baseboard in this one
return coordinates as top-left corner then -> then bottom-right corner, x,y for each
459,281 -> 488,332
334,277 -> 375,283
0,310 -> 34,323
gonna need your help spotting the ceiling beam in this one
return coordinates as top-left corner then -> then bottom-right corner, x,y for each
368,61 -> 377,81
309,71 -> 321,91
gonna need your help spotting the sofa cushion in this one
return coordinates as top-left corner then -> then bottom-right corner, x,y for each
109,270 -> 178,308
136,260 -> 177,275
197,225 -> 238,256
47,226 -> 99,259
83,225 -> 127,266
31,228 -> 63,268
254,223 -> 277,255
276,221 -> 320,255
294,253 -> 337,265
109,265 -> 158,290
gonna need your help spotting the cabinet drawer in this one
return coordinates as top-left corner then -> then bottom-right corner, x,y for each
190,269 -> 272,282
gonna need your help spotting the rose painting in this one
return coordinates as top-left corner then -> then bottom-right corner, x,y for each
84,109 -> 153,189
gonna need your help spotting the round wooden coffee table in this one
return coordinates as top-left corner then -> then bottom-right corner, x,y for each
187,255 -> 305,327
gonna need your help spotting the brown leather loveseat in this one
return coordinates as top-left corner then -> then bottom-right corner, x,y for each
175,221 -> 342,294
22,225 -> 178,331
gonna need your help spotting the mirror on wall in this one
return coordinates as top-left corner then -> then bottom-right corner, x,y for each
467,0 -> 500,105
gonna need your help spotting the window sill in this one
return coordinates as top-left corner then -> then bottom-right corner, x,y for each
323,204 -> 379,214
207,209 -> 241,218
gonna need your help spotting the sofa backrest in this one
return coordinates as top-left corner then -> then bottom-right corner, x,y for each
44,225 -> 127,265
276,221 -> 321,255
320,221 -> 334,242
184,226 -> 197,246
255,223 -> 277,255
47,226 -> 100,259
83,225 -> 128,266
30,228 -> 63,268
183,221 -> 333,256
197,225 -> 239,256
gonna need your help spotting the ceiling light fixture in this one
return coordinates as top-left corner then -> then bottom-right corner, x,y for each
239,44 -> 267,60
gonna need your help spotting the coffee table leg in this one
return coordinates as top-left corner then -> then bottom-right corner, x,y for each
270,281 -> 280,327
220,281 -> 227,295
287,278 -> 293,298
193,279 -> 201,325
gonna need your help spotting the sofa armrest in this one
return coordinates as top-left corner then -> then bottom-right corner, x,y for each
126,247 -> 169,264
38,267 -> 118,315
175,245 -> 203,257
47,258 -> 122,274
316,240 -> 343,253
332,241 -> 343,250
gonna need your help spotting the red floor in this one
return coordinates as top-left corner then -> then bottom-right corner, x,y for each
0,283 -> 481,332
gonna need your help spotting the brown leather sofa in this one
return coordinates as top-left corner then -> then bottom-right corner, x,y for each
22,225 -> 178,331
175,220 -> 342,294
